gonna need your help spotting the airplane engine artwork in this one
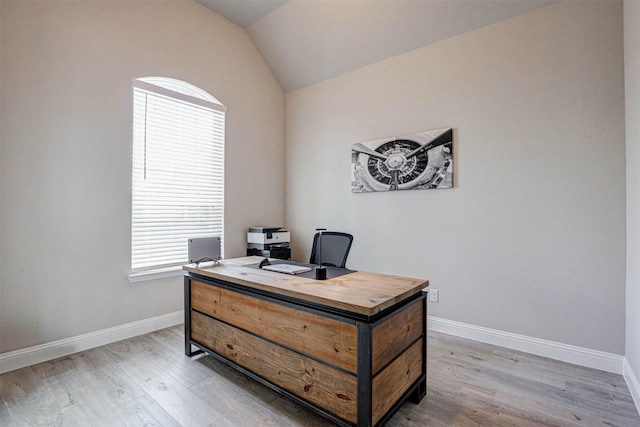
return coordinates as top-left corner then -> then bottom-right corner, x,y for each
351,128 -> 453,193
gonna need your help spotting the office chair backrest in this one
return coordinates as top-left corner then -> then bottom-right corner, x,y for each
309,231 -> 353,268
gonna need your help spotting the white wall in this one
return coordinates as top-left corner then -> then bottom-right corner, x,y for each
625,0 -> 640,395
285,1 -> 626,354
0,0 -> 285,353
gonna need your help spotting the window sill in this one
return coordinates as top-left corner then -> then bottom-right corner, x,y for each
128,266 -> 185,283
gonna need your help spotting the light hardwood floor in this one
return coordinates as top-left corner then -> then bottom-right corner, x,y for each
1,325 -> 639,426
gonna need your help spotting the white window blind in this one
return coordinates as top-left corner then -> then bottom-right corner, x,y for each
131,78 -> 226,273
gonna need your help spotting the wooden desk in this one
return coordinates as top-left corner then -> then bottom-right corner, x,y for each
184,256 -> 428,427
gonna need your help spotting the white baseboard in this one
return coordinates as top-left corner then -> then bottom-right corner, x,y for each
428,316 -> 624,374
0,311 -> 184,374
624,357 -> 640,414
0,312 -> 631,396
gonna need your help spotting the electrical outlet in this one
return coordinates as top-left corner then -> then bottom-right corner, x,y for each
429,289 -> 439,303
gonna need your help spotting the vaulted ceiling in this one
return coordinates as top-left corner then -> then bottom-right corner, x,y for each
198,0 -> 558,92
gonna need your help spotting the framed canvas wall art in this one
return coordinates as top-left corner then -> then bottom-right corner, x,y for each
351,127 -> 453,193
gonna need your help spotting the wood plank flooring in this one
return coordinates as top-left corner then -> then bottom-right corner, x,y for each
1,325 -> 639,426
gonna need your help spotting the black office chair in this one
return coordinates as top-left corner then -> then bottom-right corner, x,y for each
309,231 -> 353,268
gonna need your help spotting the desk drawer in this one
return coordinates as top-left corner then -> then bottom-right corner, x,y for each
191,310 -> 358,424
191,280 -> 358,372
372,338 -> 424,425
372,299 -> 424,374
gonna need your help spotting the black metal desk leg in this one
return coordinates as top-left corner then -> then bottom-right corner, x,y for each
410,297 -> 428,404
357,321 -> 373,427
184,277 -> 193,356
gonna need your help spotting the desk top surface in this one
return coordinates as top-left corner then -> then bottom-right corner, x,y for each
183,256 -> 428,317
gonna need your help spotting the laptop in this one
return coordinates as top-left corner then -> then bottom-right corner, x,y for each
262,264 -> 312,275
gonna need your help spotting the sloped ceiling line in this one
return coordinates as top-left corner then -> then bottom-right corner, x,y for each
198,0 -> 558,92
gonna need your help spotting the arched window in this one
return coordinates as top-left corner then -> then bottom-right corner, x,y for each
129,77 -> 226,280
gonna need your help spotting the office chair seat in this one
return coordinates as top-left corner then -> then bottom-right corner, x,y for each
310,231 -> 353,269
